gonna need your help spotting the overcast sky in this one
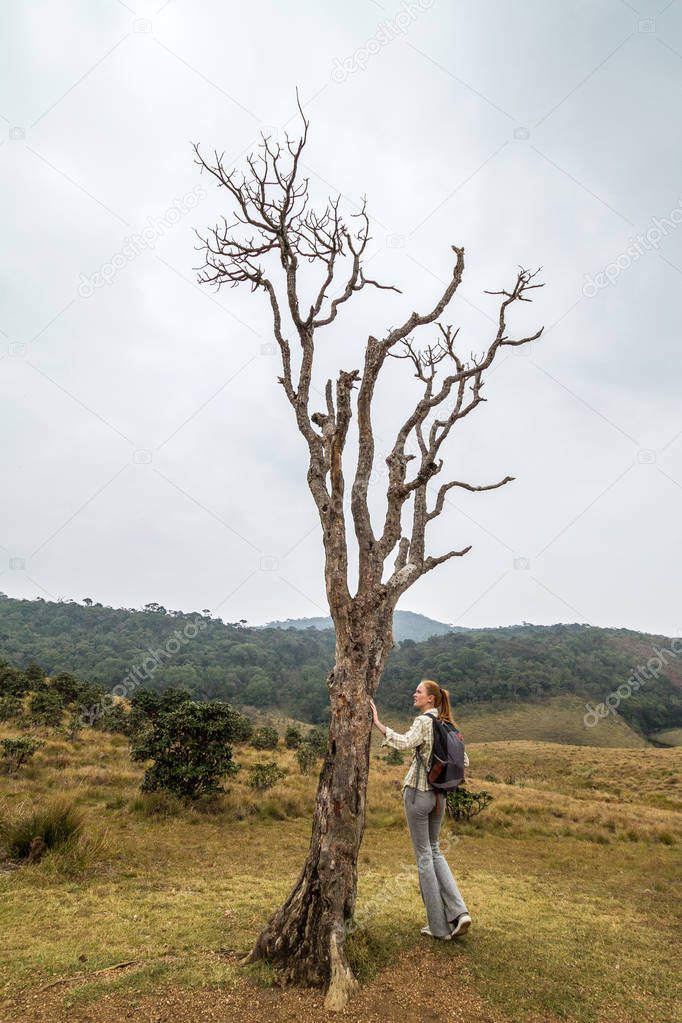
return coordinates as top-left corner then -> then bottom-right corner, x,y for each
1,0 -> 681,638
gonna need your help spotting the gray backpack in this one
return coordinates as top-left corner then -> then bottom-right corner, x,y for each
416,713 -> 466,814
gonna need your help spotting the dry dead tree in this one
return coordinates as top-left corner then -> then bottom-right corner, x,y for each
192,94 -> 544,1011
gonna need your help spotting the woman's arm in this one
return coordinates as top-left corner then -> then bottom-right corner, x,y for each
381,717 -> 429,750
369,700 -> 428,750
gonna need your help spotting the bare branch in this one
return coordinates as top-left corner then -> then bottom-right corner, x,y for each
310,200 -> 401,329
422,546 -> 473,573
427,475 -> 515,522
381,246 -> 466,353
193,98 -> 544,620
378,262 -> 543,594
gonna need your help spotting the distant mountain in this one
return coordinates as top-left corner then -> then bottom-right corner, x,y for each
261,609 -> 468,643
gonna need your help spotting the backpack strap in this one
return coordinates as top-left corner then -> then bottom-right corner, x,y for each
415,714 -> 436,796
412,716 -> 430,804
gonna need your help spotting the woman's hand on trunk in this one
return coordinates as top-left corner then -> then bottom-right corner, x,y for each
369,698 -> 381,727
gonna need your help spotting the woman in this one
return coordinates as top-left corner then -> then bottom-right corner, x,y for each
369,679 -> 472,940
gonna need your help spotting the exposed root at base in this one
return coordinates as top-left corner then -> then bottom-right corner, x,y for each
237,946 -> 262,967
323,929 -> 359,1011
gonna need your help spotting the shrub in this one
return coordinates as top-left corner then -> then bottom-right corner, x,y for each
73,680 -> 108,727
1,736 -> 45,774
63,712 -> 83,743
120,687 -> 193,738
129,688 -> 163,720
0,796 -> 84,862
129,687 -> 192,723
24,662 -> 46,688
129,699 -> 242,799
230,713 -> 254,743
384,748 -> 404,766
285,725 -> 302,749
296,741 -> 317,774
306,726 -> 327,756
251,726 -> 279,750
96,703 -> 130,735
50,672 -> 84,703
158,687 -> 193,714
248,761 -> 286,791
445,787 -> 494,822
0,662 -> 30,698
28,690 -> 65,727
0,694 -> 22,723
122,705 -> 150,739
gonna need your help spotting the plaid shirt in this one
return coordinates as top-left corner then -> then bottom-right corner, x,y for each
380,708 -> 469,793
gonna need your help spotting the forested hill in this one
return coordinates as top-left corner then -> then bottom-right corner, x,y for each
0,593 -> 680,739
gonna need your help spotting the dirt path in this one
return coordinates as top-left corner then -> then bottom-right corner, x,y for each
3,946 -> 556,1023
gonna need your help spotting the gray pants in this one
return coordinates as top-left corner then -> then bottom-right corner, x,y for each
403,785 -> 468,937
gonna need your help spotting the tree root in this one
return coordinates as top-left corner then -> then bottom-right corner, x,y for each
323,928 -> 359,1011
237,947 -> 261,967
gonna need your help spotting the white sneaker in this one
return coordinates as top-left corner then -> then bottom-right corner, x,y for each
420,925 -> 452,940
449,912 -> 472,936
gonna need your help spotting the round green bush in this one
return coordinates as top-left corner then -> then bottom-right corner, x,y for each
248,761 -> 286,791
295,741 -> 317,774
251,726 -> 279,750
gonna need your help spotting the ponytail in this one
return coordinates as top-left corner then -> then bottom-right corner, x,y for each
422,678 -> 460,731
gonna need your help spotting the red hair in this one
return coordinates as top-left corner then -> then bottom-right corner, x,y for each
421,678 -> 460,731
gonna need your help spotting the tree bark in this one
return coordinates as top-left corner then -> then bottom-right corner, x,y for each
239,607 -> 393,1010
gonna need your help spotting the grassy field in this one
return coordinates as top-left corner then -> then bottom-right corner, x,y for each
1,715 -> 680,1023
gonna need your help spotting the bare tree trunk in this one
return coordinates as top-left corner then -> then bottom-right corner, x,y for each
240,609 -> 393,1010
